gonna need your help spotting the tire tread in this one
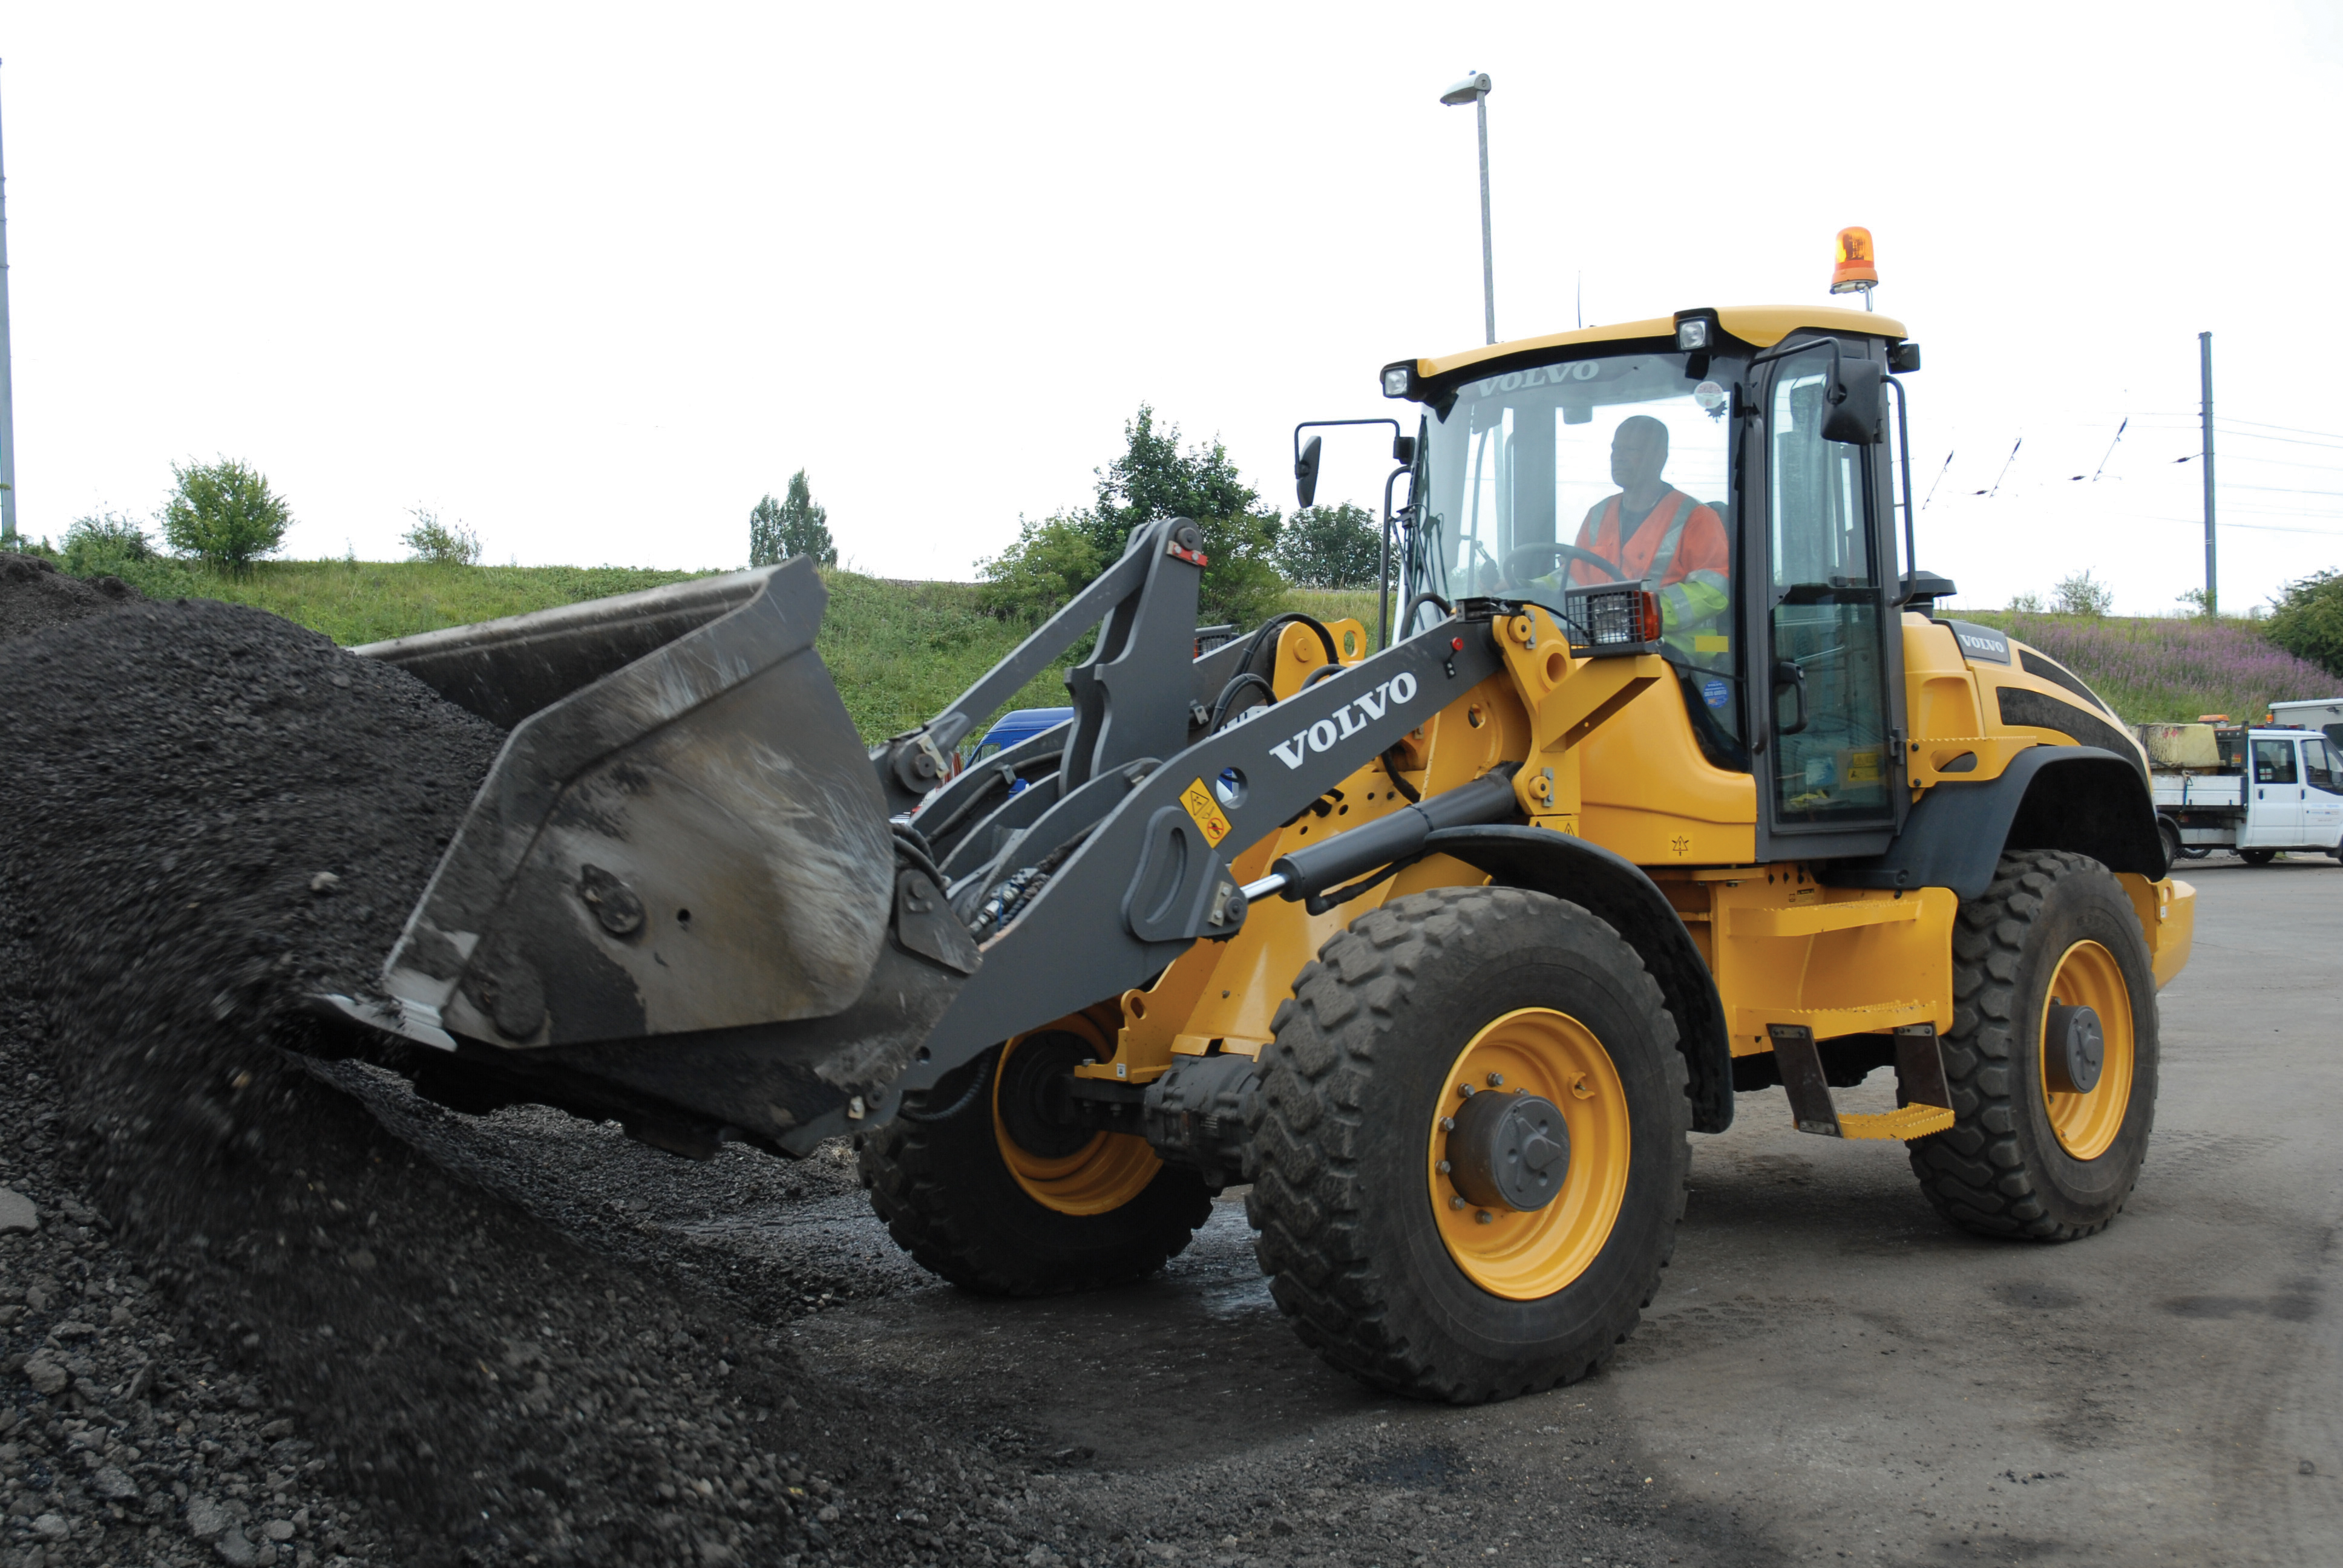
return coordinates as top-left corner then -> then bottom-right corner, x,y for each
1248,886 -> 1688,1402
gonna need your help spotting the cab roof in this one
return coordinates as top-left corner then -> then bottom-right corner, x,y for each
1414,304 -> 1910,381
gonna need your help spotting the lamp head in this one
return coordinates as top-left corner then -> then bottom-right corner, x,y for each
1440,71 -> 1492,106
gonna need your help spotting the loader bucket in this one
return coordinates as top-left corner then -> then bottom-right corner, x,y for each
327,560 -> 976,1157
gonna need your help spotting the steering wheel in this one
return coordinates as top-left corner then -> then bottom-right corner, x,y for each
1503,540 -> 1625,586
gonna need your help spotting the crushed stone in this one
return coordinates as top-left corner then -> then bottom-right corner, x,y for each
0,598 -> 1028,1566
0,554 -> 140,641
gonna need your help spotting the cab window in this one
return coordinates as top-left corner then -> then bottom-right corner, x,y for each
2252,738 -> 2298,785
2303,737 -> 2337,792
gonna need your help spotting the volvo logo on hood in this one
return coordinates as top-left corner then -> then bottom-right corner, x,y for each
1944,620 -> 2011,665
1266,673 -> 1420,770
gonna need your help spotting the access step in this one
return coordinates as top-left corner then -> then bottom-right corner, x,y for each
1766,1022 -> 1956,1141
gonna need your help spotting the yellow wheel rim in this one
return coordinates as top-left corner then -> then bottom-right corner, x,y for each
2038,940 -> 2135,1161
1427,1008 -> 1631,1301
993,1019 -> 1161,1217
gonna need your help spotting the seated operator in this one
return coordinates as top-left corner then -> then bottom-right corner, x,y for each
1564,414 -> 1730,664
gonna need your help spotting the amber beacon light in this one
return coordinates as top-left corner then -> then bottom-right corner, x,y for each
1831,227 -> 1878,310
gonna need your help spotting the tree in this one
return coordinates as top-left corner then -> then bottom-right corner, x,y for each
748,494 -> 785,567
750,472 -> 837,567
980,405 -> 1288,628
1276,502 -> 1383,589
1080,406 -> 1259,558
402,507 -> 482,565
2266,569 -> 2343,678
2052,569 -> 2112,617
160,459 -> 292,573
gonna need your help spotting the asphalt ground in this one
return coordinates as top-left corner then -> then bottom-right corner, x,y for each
719,849 -> 2340,1568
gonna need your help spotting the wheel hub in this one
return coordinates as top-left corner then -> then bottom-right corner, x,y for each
2043,1000 -> 2105,1094
996,1030 -> 1095,1158
1446,1088 -> 1571,1212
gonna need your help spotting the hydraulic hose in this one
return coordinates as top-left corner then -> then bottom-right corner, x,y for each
1399,592 -> 1454,640
1207,671 -> 1279,733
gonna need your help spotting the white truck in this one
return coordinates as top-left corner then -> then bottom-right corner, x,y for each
2147,722 -> 2343,866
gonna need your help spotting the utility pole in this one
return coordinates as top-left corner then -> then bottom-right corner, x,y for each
0,60 -> 16,546
2200,331 -> 2215,618
1439,72 -> 1495,345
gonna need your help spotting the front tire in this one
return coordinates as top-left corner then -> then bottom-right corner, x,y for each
1909,851 -> 2159,1241
859,1033 -> 1213,1296
2240,848 -> 2278,865
1248,886 -> 1689,1403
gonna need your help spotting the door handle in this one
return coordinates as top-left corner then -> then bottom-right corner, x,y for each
1772,659 -> 1809,736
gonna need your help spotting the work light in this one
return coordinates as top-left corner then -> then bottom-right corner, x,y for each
1563,587 -> 1662,654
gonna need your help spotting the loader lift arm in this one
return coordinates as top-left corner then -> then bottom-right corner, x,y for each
871,518 -> 1213,814
894,579 -> 1509,1096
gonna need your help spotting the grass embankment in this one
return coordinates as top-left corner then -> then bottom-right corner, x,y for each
102,557 -> 706,647
84,556 -> 1381,743
1948,609 -> 2337,724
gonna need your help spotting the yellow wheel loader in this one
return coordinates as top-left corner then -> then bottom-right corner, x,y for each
328,303 -> 2194,1403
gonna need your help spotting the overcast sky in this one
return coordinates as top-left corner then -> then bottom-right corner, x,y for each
6,1 -> 2341,615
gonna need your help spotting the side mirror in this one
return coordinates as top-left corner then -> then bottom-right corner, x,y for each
1392,434 -> 1416,465
1823,360 -> 1886,445
1296,435 -> 1323,508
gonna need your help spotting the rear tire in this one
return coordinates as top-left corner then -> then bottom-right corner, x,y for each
1908,850 -> 2158,1241
2240,848 -> 2278,865
1248,886 -> 1689,1403
2156,817 -> 2183,874
859,1043 -> 1213,1296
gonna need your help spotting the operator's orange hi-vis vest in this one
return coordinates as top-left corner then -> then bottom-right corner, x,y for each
1566,491 -> 1728,588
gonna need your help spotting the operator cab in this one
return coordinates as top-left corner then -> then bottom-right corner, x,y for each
1384,306 -> 1927,860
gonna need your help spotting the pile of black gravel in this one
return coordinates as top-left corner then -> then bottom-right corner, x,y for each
0,598 -> 1002,1566
0,554 -> 140,641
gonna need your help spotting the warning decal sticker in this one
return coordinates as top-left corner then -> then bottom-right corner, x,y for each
1179,778 -> 1233,846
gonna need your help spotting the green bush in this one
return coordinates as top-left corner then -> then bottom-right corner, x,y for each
976,513 -> 1102,622
2053,570 -> 2113,617
978,405 -> 1290,629
1194,511 -> 1289,628
2266,569 -> 2343,679
1276,502 -> 1383,589
402,508 -> 482,566
161,459 -> 292,573
59,513 -> 155,577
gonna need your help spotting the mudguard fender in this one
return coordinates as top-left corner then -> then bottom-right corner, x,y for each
1421,825 -> 1733,1134
1825,746 -> 2163,899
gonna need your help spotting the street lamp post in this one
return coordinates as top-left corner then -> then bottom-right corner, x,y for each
1440,71 -> 1495,345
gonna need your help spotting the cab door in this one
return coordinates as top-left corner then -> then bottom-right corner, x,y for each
1749,339 -> 1904,858
2300,737 -> 2343,848
2243,737 -> 2305,847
